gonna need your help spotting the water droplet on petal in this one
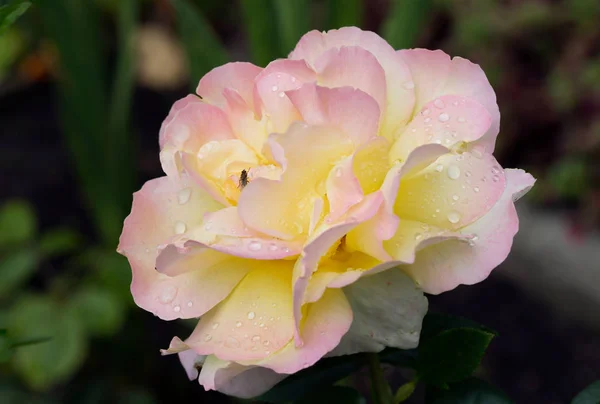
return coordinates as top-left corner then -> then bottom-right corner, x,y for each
263,340 -> 270,346
492,175 -> 500,182
335,167 -> 343,177
472,146 -> 485,159
415,233 -> 423,241
452,194 -> 460,201
187,301 -> 193,307
435,164 -> 444,172
438,112 -> 450,122
491,166 -> 500,174
271,85 -> 278,92
177,188 -> 192,205
447,165 -> 461,180
474,186 -> 480,192
411,128 -> 417,133
235,321 -> 243,328
251,335 -> 261,342
248,241 -> 262,251
434,98 -> 446,109
224,337 -> 240,348
422,108 -> 430,116
173,305 -> 181,312
424,117 -> 431,123
278,91 -> 285,98
204,334 -> 212,342
269,244 -> 278,251
447,211 -> 461,224
465,171 -> 472,177
159,286 -> 178,304
212,322 -> 219,330
247,311 -> 256,320
174,221 -> 186,234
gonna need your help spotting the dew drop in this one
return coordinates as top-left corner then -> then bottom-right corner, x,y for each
291,77 -> 297,83
224,337 -> 240,348
474,186 -> 480,192
415,233 -> 423,241
424,117 -> 431,123
187,301 -> 193,307
235,321 -> 242,328
177,188 -> 192,205
472,146 -> 485,159
492,175 -> 500,182
269,244 -> 278,251
465,171 -> 472,177
435,164 -> 444,172
411,128 -> 417,133
335,167 -> 343,177
434,98 -> 446,109
174,221 -> 186,234
247,311 -> 256,320
422,108 -> 430,116
447,211 -> 461,224
251,335 -> 261,342
159,286 -> 178,304
452,194 -> 459,201
263,340 -> 270,346
204,334 -> 212,342
438,112 -> 450,122
271,85 -> 278,92
212,322 -> 219,330
278,91 -> 285,98
248,241 -> 262,251
491,166 -> 500,175
447,165 -> 461,180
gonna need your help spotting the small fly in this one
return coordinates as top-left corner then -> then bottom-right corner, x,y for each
238,169 -> 250,189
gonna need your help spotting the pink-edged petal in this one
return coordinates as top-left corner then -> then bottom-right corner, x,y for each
290,27 -> 415,135
255,288 -> 352,374
314,46 -> 386,118
183,260 -> 295,362
238,123 -> 354,239
196,62 -> 263,109
326,156 -> 364,222
178,207 -> 304,260
198,355 -> 286,399
401,169 -> 535,294
222,88 -> 269,155
347,144 -> 449,261
159,94 -> 198,148
390,95 -> 492,161
287,84 -> 380,146
395,151 -> 507,230
398,49 -> 499,151
328,267 -> 428,356
253,59 -> 316,131
118,176 -> 255,320
159,101 -> 235,177
292,192 -> 383,346
178,349 -> 205,381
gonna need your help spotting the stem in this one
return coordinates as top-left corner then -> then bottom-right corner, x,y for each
366,353 -> 392,404
394,376 -> 419,403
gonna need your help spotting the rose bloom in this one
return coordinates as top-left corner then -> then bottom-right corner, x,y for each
118,27 -> 534,398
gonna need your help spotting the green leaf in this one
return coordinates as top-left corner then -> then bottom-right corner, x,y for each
296,385 -> 366,404
0,329 -> 11,362
271,0 -> 310,55
258,353 -> 365,403
0,249 -> 38,297
572,380 -> 600,404
0,0 -> 30,34
239,0 -> 280,66
68,286 -> 125,337
326,0 -> 362,29
39,228 -> 82,258
0,200 -> 37,247
417,328 -> 494,387
86,249 -> 133,304
421,312 -> 498,342
9,295 -> 87,390
172,0 -> 229,88
382,0 -> 433,49
425,377 -> 512,404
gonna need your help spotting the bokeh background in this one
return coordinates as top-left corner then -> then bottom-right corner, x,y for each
1,0 -> 599,403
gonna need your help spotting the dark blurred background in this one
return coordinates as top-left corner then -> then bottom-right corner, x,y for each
0,0 -> 599,403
